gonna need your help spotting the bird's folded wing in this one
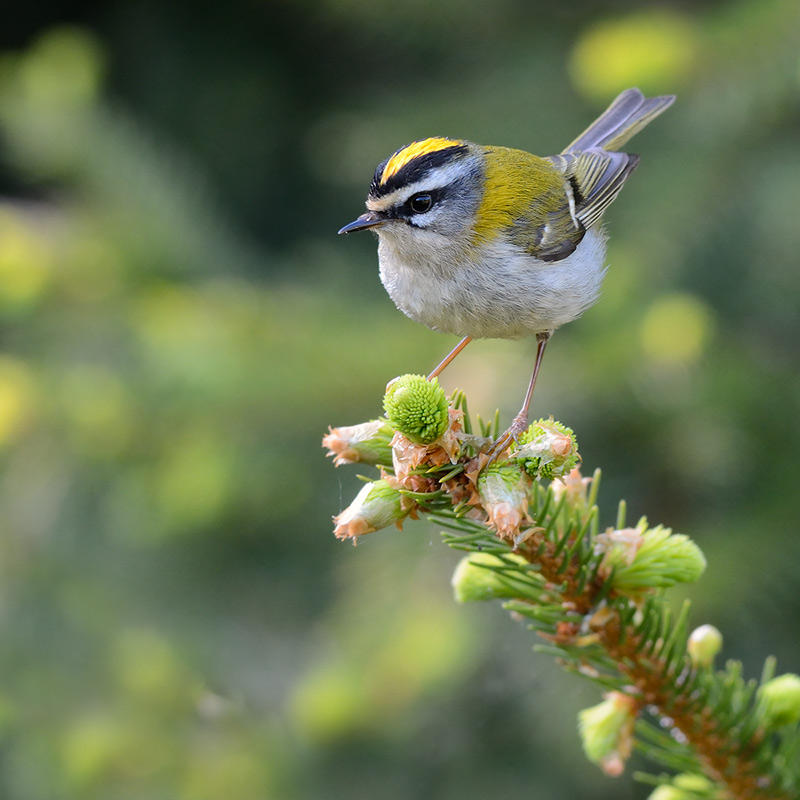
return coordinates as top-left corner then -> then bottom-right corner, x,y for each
548,150 -> 639,231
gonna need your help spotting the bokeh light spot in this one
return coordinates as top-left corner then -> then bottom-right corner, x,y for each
290,663 -> 366,743
18,26 -> 104,109
640,293 -> 713,366
112,628 -> 198,709
181,748 -> 273,800
60,365 -> 134,458
0,357 -> 36,444
154,430 -> 234,532
0,209 -> 52,307
571,10 -> 699,99
61,714 -> 121,789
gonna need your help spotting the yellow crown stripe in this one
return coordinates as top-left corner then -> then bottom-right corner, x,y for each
380,137 -> 462,184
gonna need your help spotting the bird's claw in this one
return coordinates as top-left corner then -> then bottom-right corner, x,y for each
484,413 -> 530,464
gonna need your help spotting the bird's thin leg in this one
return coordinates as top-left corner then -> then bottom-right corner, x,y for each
514,330 -> 551,428
488,331 -> 552,456
428,336 -> 472,380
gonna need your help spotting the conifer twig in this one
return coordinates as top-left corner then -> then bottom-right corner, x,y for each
323,375 -> 800,800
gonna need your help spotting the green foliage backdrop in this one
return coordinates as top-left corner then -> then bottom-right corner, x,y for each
0,1 -> 797,798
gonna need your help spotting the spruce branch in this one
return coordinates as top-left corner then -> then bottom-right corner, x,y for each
323,376 -> 799,800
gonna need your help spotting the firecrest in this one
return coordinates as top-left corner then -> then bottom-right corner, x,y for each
339,88 -> 675,450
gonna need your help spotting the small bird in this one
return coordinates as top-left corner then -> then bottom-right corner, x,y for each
339,88 -> 674,452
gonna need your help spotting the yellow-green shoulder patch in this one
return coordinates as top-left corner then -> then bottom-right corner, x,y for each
471,147 -> 562,245
381,138 -> 462,184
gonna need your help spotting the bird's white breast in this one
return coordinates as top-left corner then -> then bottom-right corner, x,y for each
376,227 -> 608,339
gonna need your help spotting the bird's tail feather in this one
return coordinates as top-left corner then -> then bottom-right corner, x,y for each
564,88 -> 675,154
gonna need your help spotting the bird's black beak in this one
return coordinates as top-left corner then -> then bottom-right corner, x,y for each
338,211 -> 385,235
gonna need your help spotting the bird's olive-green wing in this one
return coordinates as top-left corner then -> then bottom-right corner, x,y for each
514,199 -> 586,262
509,88 -> 671,263
504,171 -> 586,263
508,149 -> 638,262
548,149 -> 639,231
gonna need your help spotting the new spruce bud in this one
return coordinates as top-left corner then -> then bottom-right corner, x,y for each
578,691 -> 637,776
550,467 -> 593,515
322,419 -> 394,466
647,773 -> 717,800
596,520 -> 706,595
648,788 -> 685,800
383,374 -> 449,444
451,552 -> 541,603
513,418 -> 579,479
476,462 -> 532,542
687,624 -> 723,668
333,479 -> 411,540
756,673 -> 800,728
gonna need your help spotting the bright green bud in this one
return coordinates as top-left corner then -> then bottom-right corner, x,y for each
383,374 -> 449,445
687,624 -> 723,668
673,774 -> 716,792
756,673 -> 800,728
477,462 -> 532,542
597,521 -> 706,594
649,787 -> 689,800
648,773 -> 718,799
514,418 -> 579,479
451,552 -> 539,603
578,692 -> 636,776
333,479 -> 409,540
322,419 -> 394,466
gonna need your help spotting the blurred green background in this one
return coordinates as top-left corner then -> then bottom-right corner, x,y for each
0,1 -> 798,798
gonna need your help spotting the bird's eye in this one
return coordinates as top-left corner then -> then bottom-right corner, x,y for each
408,193 -> 434,214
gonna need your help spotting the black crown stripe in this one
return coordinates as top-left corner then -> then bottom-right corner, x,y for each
369,143 -> 470,198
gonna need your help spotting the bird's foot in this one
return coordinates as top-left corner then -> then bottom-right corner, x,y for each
484,412 -> 530,464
